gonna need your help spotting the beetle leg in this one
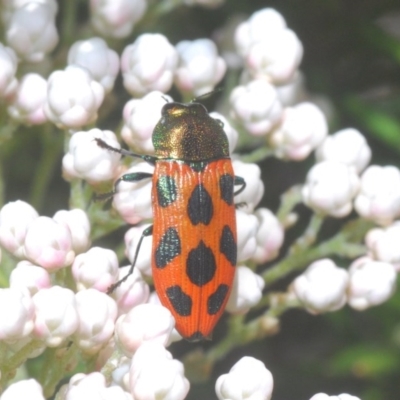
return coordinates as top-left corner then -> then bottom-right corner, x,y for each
107,225 -> 154,294
95,138 -> 157,165
94,172 -> 153,201
233,176 -> 246,196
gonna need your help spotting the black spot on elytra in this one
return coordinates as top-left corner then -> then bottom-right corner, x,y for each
220,225 -> 237,266
155,227 -> 181,268
166,285 -> 192,316
208,284 -> 229,315
156,175 -> 177,207
187,184 -> 213,225
219,174 -> 234,205
186,240 -> 216,287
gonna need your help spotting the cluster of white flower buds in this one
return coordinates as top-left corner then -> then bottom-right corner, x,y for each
0,0 -> 392,399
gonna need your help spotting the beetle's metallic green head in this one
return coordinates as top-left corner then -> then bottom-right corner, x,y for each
152,102 -> 230,161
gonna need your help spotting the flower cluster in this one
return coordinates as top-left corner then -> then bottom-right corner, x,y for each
0,1 -> 394,399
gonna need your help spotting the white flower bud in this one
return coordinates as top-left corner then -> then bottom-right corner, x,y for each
232,160 -> 264,213
9,260 -> 51,295
275,71 -> 306,107
112,266 -> 150,316
6,2 -> 58,62
0,379 -> 45,400
230,79 -> 283,136
32,286 -> 78,347
63,372 -> 133,400
112,162 -> 154,224
366,221 -> 400,269
175,38 -> 226,96
269,102 -> 328,161
309,394 -> 361,400
90,0 -> 147,39
210,111 -> 238,154
121,92 -> 172,154
0,200 -> 38,258
124,224 -> 152,277
45,65 -> 104,129
74,289 -> 118,354
0,43 -> 18,99
121,34 -> 178,96
216,356 -> 273,400
23,216 -> 75,271
316,128 -> 371,173
0,288 -> 34,341
68,37 -> 120,93
302,161 -> 360,218
62,128 -> 121,184
115,304 -> 175,357
53,209 -> 91,254
292,259 -> 349,313
354,165 -> 400,226
235,8 -> 303,83
7,73 -> 47,125
72,247 -> 119,292
129,342 -> 190,400
252,208 -> 284,263
226,266 -> 265,314
236,210 -> 258,262
348,257 -> 396,310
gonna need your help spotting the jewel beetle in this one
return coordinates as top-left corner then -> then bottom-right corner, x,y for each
97,100 -> 246,341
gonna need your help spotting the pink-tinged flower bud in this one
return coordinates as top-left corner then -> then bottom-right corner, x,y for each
366,222 -> 400,269
230,79 -> 283,136
354,165 -> 400,226
210,112 -> 238,154
316,128 -> 371,174
112,266 -> 150,316
68,37 -> 120,94
269,103 -> 328,161
72,247 -> 119,292
7,73 -> 47,125
310,394 -> 361,400
124,224 -> 152,277
174,39 -> 226,97
74,289 -> 118,354
6,2 -> 58,62
121,34 -> 178,96
32,286 -> 78,347
292,259 -> 349,313
115,304 -> 175,357
348,257 -> 396,311
232,160 -> 264,212
0,43 -> 18,99
53,209 -> 91,254
235,8 -> 303,84
302,161 -> 360,218
0,288 -> 34,341
0,200 -> 38,258
62,128 -> 121,184
90,0 -> 147,39
63,372 -> 133,400
121,92 -> 172,154
252,208 -> 284,263
113,162 -> 154,224
226,266 -> 264,314
45,65 -> 104,129
216,356 -> 273,400
24,216 -> 75,271
9,260 -> 51,295
275,72 -> 306,107
129,342 -> 190,400
0,379 -> 45,400
236,210 -> 258,263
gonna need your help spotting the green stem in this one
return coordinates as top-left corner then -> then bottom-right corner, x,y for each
276,184 -> 303,224
240,145 -> 274,163
60,0 -> 77,47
